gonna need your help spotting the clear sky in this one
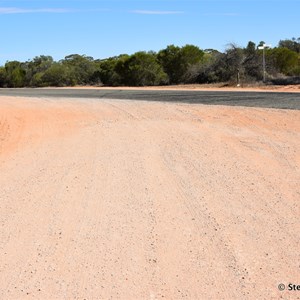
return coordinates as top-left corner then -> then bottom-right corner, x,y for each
0,0 -> 299,64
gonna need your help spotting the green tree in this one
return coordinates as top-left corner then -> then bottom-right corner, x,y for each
278,38 -> 300,53
115,51 -> 168,86
41,63 -> 71,86
268,47 -> 298,74
61,54 -> 96,85
157,45 -> 180,84
5,61 -> 26,87
25,55 -> 54,86
0,67 -> 7,87
243,41 -> 262,80
157,44 -> 204,84
180,45 -> 205,83
97,55 -> 128,86
194,50 -> 224,83
245,41 -> 256,56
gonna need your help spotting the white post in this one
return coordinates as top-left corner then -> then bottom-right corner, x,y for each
258,43 -> 271,82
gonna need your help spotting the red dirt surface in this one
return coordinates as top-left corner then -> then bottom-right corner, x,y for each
0,96 -> 299,299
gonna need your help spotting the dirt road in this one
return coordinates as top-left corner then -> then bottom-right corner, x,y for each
0,96 -> 299,299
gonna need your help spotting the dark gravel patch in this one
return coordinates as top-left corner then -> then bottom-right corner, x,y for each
1,88 -> 299,110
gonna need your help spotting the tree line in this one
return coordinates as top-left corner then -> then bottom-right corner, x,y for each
0,38 -> 299,88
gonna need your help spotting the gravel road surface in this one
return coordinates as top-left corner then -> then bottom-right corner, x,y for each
0,95 -> 299,299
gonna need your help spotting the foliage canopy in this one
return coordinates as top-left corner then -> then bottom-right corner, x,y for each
0,39 -> 299,87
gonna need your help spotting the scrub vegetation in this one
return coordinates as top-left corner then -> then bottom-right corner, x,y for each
0,38 -> 299,87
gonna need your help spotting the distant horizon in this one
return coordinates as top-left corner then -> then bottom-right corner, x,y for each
0,0 -> 299,65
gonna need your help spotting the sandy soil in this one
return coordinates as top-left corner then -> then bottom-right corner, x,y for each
54,83 -> 300,93
0,96 -> 299,299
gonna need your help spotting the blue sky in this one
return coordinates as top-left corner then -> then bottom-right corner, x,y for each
0,0 -> 299,64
